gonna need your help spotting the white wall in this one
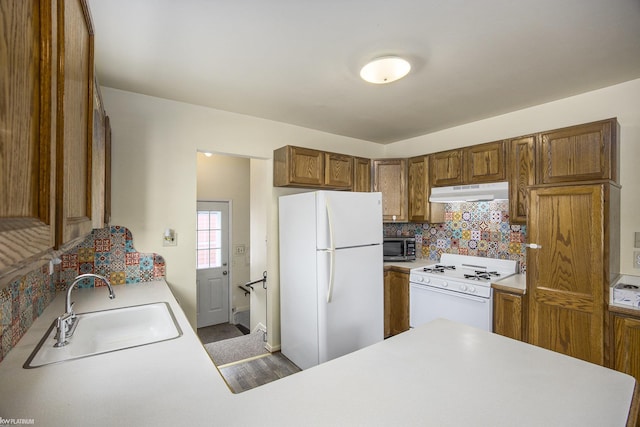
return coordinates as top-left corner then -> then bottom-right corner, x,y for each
103,87 -> 385,350
386,78 -> 640,273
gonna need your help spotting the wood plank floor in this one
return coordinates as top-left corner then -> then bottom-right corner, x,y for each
218,352 -> 301,393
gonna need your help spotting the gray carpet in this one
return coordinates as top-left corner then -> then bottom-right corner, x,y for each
197,323 -> 244,344
205,332 -> 269,366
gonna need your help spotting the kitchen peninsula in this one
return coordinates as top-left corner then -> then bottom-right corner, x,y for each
0,281 -> 637,426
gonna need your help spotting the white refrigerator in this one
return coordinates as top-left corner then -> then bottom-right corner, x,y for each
278,190 -> 384,370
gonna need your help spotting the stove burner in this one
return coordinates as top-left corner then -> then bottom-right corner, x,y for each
423,265 -> 456,273
463,271 -> 502,281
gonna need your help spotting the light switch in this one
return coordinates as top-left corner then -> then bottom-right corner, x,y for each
635,232 -> 640,248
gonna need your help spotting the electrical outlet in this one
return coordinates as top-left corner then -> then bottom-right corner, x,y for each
634,251 -> 640,269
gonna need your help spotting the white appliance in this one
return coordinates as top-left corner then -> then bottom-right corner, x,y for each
409,254 -> 518,331
279,191 -> 384,370
429,181 -> 509,203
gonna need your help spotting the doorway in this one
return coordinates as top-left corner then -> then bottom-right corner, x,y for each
196,201 -> 230,327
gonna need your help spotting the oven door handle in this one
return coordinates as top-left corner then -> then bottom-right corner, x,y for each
409,283 -> 489,303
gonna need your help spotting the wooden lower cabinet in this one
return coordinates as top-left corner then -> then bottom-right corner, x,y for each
611,312 -> 640,427
612,313 -> 640,382
493,290 -> 525,341
384,269 -> 410,338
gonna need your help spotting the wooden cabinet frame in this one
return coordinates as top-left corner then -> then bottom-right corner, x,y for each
0,0 -> 57,283
55,0 -> 95,246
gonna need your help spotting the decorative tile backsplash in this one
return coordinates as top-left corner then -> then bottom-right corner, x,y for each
384,201 -> 527,271
0,226 -> 165,363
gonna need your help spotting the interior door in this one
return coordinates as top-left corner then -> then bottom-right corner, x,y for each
196,201 -> 230,327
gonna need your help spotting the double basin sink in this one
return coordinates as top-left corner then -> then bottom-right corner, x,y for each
24,302 -> 182,368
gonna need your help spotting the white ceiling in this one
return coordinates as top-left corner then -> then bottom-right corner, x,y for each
88,0 -> 640,144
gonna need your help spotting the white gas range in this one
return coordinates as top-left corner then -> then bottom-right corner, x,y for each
409,253 -> 518,331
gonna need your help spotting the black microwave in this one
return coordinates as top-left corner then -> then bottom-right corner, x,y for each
383,237 -> 416,262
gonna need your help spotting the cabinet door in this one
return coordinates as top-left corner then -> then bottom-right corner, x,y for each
324,152 -> 353,189
55,0 -> 94,246
527,184 -> 606,364
104,116 -> 112,224
0,0 -> 56,280
508,136 -> 536,224
408,156 -> 431,222
91,77 -> 106,228
384,271 -> 391,338
538,119 -> 616,184
613,315 -> 640,386
389,270 -> 410,336
373,159 -> 407,222
273,146 -> 324,187
353,157 -> 371,192
431,149 -> 463,187
384,270 -> 409,337
381,157 -> 440,223
493,291 -> 524,341
465,140 -> 506,184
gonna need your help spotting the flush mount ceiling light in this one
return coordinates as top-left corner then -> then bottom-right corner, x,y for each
360,56 -> 411,84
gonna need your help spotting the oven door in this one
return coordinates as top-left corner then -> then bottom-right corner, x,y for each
409,283 -> 492,331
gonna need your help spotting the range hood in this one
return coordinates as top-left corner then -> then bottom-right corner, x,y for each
429,182 -> 509,203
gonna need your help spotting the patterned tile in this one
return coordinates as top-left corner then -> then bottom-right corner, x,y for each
384,200 -> 526,269
0,226 -> 167,363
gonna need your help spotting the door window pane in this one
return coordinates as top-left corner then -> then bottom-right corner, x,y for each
196,210 -> 223,269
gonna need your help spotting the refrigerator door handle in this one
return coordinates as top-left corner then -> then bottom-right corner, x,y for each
325,197 -> 336,303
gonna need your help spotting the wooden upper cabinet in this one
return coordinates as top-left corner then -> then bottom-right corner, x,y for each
408,155 -> 443,223
538,118 -> 617,185
273,145 -> 354,189
55,0 -> 94,247
104,116 -> 112,224
373,159 -> 407,222
508,136 -> 536,224
465,140 -> 506,184
91,76 -> 106,229
0,0 -> 57,281
353,157 -> 371,192
431,149 -> 463,187
324,152 -> 353,189
432,142 -> 506,187
527,183 -> 619,365
274,146 -> 324,187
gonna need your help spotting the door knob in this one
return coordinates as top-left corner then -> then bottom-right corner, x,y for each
223,271 -> 228,275
525,243 -> 542,249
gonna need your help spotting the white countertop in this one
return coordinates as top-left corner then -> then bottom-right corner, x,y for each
384,259 -> 434,270
492,273 -> 527,294
0,280 -> 636,426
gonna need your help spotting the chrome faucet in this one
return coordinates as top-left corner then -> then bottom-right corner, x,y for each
54,274 -> 116,347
